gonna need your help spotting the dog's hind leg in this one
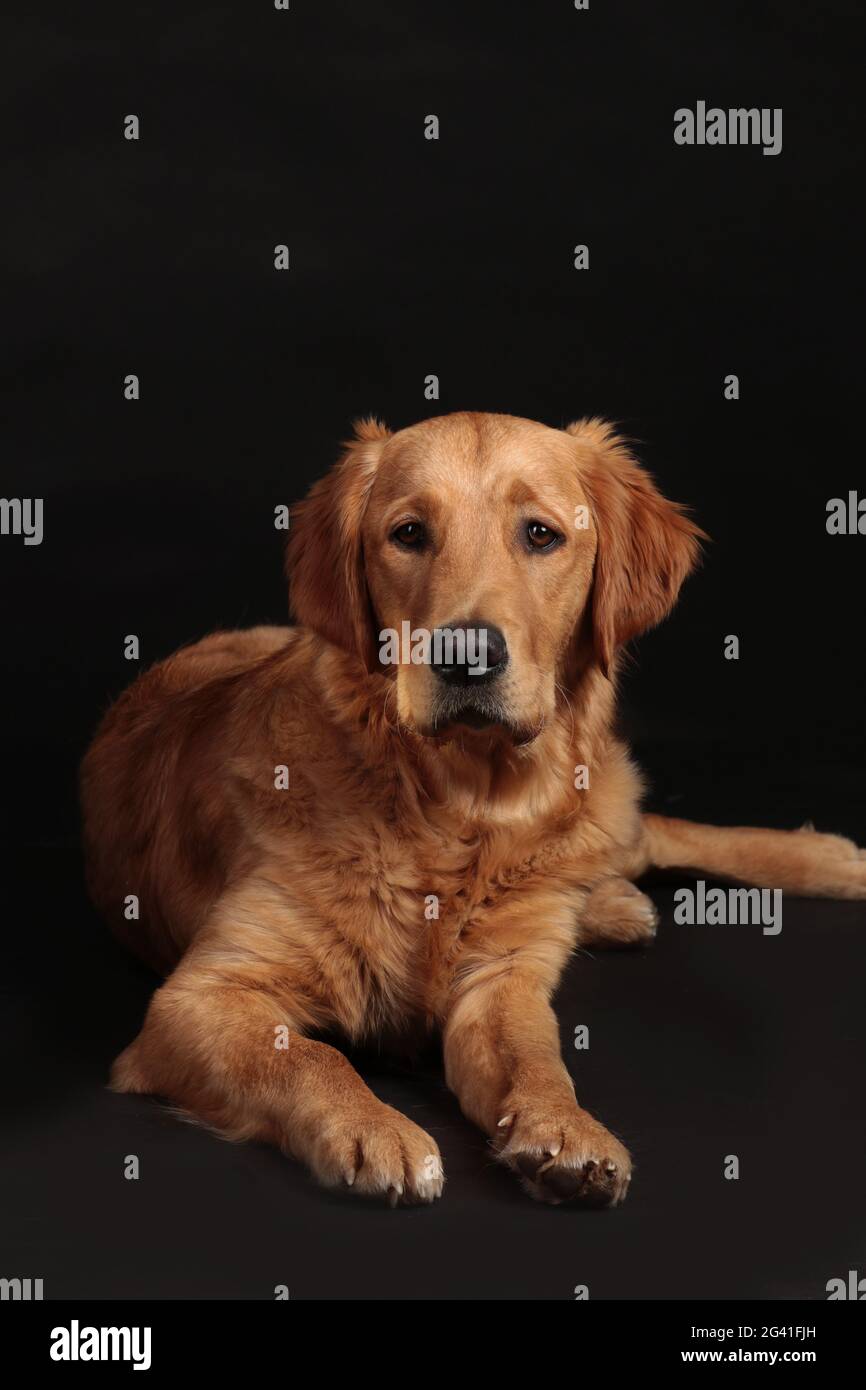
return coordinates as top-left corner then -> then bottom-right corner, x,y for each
638,814 -> 866,900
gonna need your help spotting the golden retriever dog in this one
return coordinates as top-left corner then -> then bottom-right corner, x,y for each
81,412 -> 866,1208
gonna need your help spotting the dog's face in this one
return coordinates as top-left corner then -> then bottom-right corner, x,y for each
361,414 -> 597,743
289,412 -> 703,746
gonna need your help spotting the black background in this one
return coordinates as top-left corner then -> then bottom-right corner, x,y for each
2,0 -> 865,1300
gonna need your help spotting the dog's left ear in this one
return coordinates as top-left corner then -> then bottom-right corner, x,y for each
287,418 -> 390,670
566,419 -> 706,677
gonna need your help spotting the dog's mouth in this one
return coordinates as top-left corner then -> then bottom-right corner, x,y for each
444,707 -> 496,730
422,689 -> 543,747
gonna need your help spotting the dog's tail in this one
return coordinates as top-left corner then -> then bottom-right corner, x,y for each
641,814 -> 866,900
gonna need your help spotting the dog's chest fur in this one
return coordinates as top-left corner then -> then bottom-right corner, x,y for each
259,757 -> 592,1040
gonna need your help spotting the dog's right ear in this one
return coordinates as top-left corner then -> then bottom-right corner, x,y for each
287,419 -> 390,669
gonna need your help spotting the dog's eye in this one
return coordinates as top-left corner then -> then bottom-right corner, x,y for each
526,521 -> 560,551
391,521 -> 426,549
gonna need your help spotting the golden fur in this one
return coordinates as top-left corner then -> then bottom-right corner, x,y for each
81,412 -> 866,1206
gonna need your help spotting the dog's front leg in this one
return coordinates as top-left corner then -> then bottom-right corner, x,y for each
442,944 -> 631,1206
112,946 -> 444,1206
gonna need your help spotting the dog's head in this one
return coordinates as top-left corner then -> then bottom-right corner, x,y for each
288,412 -> 704,745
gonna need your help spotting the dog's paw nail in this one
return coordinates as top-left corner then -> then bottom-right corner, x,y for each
343,1168 -> 356,1187
546,1142 -> 562,1158
497,1114 -> 514,1128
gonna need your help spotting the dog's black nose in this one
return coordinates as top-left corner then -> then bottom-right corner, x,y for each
430,622 -> 508,686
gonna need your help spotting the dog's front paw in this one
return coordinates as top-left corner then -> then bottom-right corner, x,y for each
495,1097 -> 631,1207
311,1101 -> 444,1206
